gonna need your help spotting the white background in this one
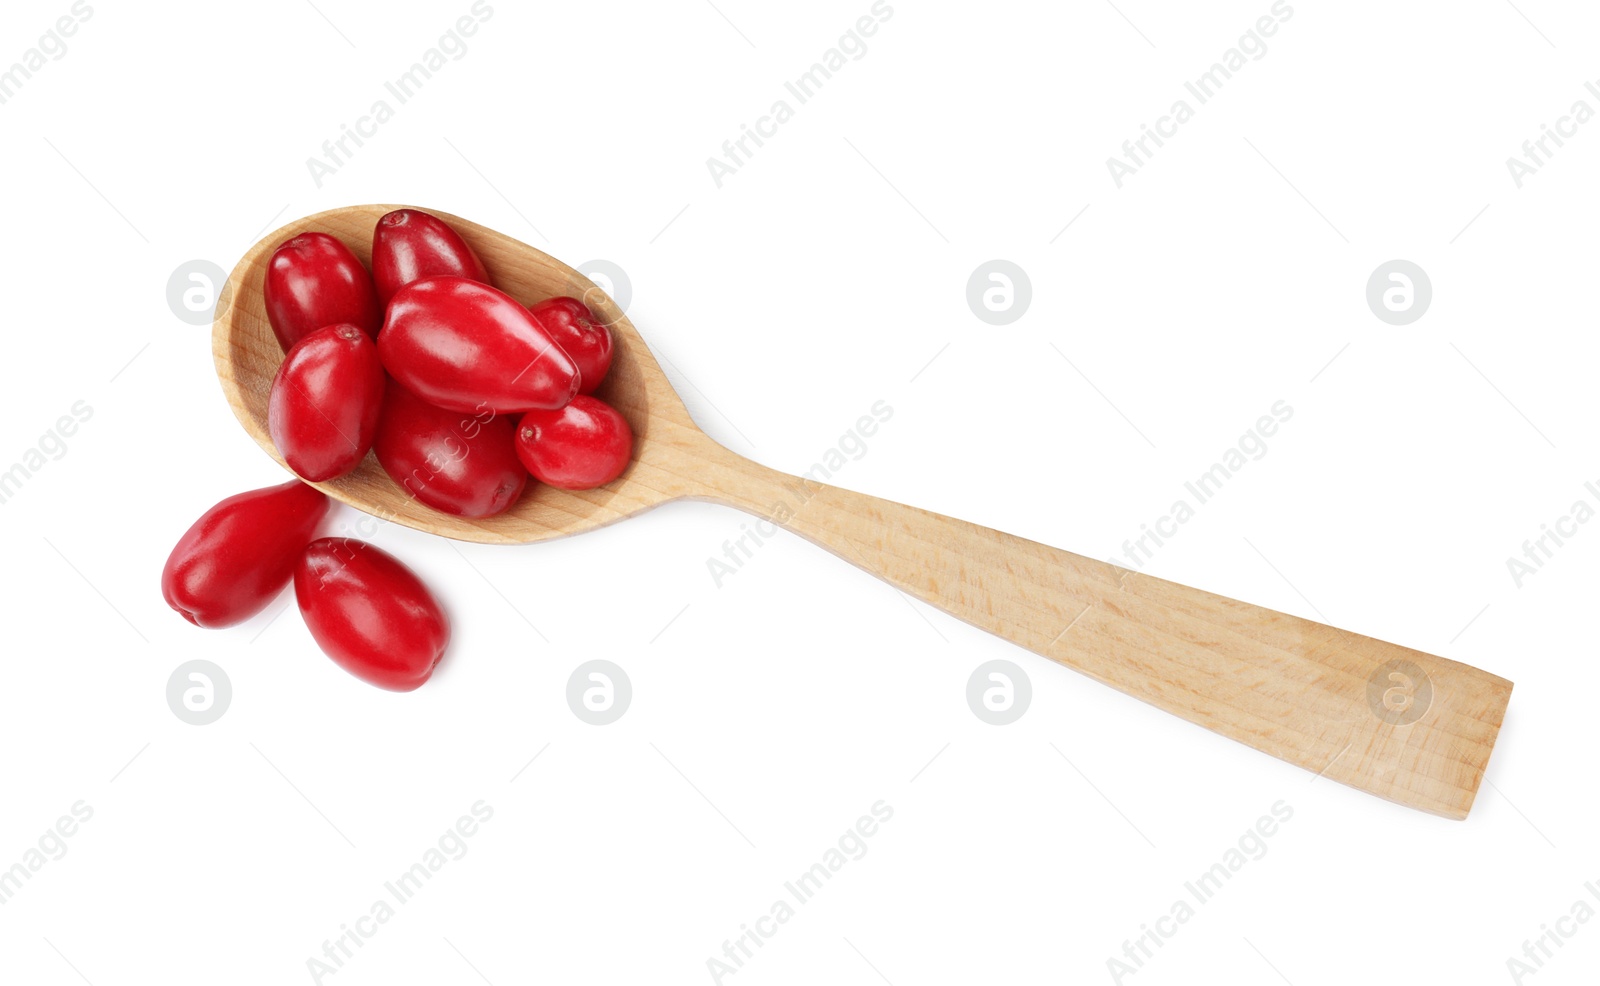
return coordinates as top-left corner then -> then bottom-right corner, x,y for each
0,0 -> 1596,983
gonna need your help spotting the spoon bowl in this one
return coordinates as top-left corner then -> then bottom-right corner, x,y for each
215,203 -> 709,544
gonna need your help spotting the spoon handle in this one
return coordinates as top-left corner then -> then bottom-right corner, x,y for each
700,451 -> 1511,819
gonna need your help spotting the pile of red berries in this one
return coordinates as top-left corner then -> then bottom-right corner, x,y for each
162,209 -> 634,691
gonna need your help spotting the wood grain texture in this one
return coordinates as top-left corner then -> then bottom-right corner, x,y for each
215,205 -> 1512,819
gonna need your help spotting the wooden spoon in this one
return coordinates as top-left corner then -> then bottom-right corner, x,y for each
215,204 -> 1512,819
